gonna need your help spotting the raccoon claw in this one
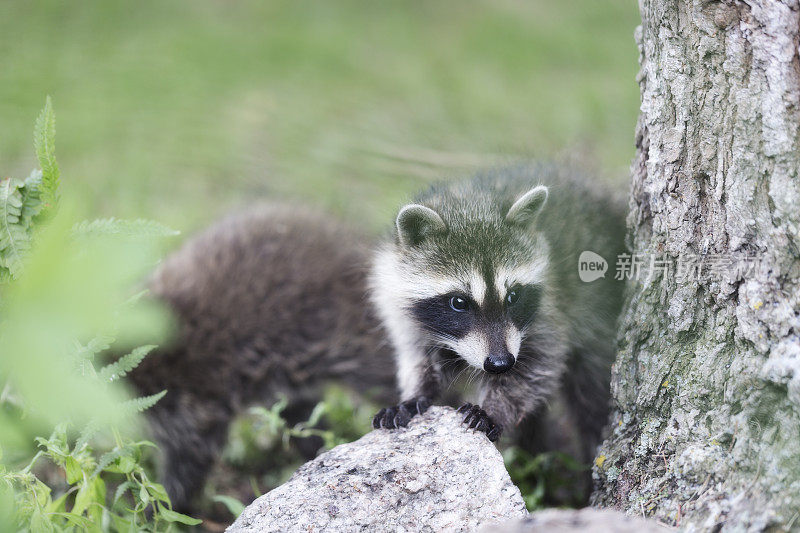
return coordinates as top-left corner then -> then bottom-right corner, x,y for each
372,397 -> 431,430
457,403 -> 502,442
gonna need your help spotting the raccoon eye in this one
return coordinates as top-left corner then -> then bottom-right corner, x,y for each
449,295 -> 469,312
506,290 -> 519,306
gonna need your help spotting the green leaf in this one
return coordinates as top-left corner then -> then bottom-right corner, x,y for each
71,477 -> 92,516
115,455 -> 136,474
64,455 -> 83,484
75,420 -> 101,452
93,447 -> 128,477
33,96 -> 60,210
145,482 -> 169,504
305,402 -> 327,427
108,511 -> 132,532
71,334 -> 119,379
72,476 -> 105,517
98,345 -> 156,383
137,484 -> 149,508
158,507 -> 202,525
31,477 -> 52,508
0,178 -> 32,278
87,477 -> 106,525
30,508 -> 56,533
0,168 -> 44,282
113,481 -> 133,505
52,511 -> 94,529
21,169 -> 43,219
211,494 -> 246,518
46,491 -> 69,514
119,390 -> 166,415
0,483 -> 16,530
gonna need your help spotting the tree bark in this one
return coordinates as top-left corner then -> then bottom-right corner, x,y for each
592,1 -> 800,531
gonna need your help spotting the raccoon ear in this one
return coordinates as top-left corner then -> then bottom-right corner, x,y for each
396,204 -> 446,246
505,186 -> 548,226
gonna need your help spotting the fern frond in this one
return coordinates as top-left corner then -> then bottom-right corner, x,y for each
119,390 -> 166,415
98,345 -> 155,383
75,420 -> 101,452
0,267 -> 12,285
69,335 -> 116,377
0,168 -> 46,281
113,480 -> 134,504
85,335 -> 115,356
92,446 -> 131,477
0,178 -> 32,278
21,169 -> 43,221
33,96 -> 59,209
72,218 -> 179,239
73,355 -> 97,379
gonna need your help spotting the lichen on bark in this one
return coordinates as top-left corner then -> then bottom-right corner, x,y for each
592,1 -> 800,530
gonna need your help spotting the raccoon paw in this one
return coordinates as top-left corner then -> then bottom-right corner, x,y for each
372,397 -> 431,430
457,403 -> 503,442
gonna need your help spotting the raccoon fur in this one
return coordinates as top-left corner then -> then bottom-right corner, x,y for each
127,205 -> 396,511
129,165 -> 626,511
370,165 -> 627,468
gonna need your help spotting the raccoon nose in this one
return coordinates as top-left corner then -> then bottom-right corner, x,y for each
483,352 -> 515,374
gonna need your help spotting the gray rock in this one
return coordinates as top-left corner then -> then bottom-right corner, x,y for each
227,406 -> 527,532
479,508 -> 670,533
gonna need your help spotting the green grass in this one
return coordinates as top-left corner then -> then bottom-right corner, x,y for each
1,5 -> 641,523
0,0 -> 639,233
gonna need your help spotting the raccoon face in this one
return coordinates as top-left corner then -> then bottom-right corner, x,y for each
384,185 -> 550,374
409,282 -> 544,373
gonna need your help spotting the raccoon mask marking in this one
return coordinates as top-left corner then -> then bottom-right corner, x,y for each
407,281 -> 544,372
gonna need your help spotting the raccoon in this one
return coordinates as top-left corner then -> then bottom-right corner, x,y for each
370,165 -> 627,466
129,165 -> 625,511
127,205 -> 396,512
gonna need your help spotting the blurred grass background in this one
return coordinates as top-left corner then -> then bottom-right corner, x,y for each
1,0 -> 639,233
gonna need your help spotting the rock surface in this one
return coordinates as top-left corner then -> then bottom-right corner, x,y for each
479,508 -> 669,533
227,406 -> 527,532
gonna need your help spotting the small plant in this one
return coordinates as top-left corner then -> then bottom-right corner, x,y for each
246,386 -> 374,452
0,99 -> 54,283
2,425 -> 200,532
0,98 -> 198,531
210,387 -> 375,520
502,446 -> 588,510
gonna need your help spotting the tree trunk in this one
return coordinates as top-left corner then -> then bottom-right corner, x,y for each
592,1 -> 800,531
